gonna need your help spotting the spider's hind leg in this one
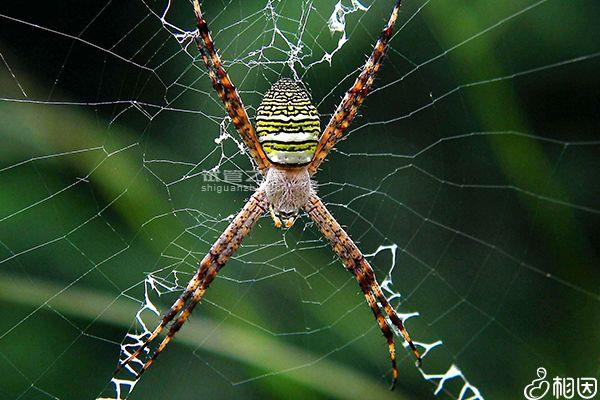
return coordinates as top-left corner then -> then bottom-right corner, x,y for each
369,282 -> 422,365
139,269 -> 216,375
356,268 -> 400,389
115,190 -> 269,377
115,260 -> 210,374
304,194 -> 422,389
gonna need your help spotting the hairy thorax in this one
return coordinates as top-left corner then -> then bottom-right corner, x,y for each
262,167 -> 314,228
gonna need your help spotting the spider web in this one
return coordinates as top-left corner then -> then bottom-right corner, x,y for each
0,0 -> 599,399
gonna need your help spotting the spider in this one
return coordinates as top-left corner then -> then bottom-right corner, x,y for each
116,0 -> 421,389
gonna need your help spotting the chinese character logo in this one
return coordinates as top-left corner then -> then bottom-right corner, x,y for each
524,367 -> 597,400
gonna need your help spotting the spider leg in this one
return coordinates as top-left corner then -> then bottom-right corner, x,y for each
115,256 -> 211,372
363,284 -> 399,389
116,190 -> 269,377
193,0 -> 270,173
307,0 -> 403,176
370,278 -> 422,364
304,194 -> 421,389
140,272 -> 211,374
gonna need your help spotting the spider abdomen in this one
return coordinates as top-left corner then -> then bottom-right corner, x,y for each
256,78 -> 320,165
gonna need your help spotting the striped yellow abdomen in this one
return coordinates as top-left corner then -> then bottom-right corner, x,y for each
256,78 -> 320,165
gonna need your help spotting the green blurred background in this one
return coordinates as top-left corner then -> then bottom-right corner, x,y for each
0,0 -> 599,399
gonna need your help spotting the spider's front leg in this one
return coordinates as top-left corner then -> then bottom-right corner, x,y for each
193,0 -> 271,173
304,194 -> 421,389
116,190 -> 269,377
308,0 -> 403,175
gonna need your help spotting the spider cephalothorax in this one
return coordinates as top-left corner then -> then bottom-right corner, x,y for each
116,0 -> 421,391
263,167 -> 314,228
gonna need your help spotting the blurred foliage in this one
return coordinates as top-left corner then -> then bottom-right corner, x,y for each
0,0 -> 599,399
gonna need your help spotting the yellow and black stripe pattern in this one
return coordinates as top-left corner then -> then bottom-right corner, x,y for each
256,78 -> 320,165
